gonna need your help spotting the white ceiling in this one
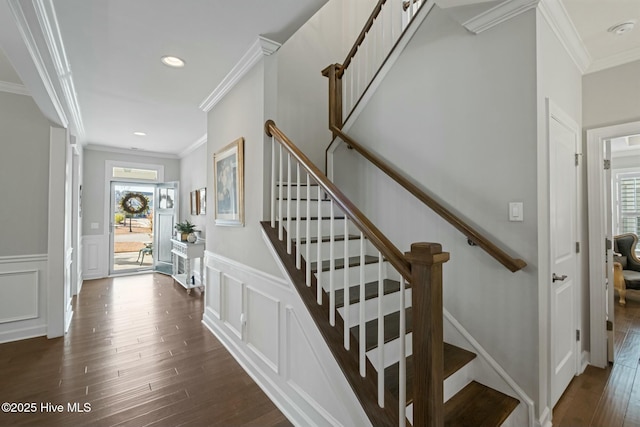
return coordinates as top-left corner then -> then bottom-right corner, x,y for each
1,0 -> 640,156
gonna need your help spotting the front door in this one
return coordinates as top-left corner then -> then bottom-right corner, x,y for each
153,182 -> 178,275
549,107 -> 579,407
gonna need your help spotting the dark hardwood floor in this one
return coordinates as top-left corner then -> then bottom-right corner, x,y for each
0,274 -> 291,427
554,293 -> 640,427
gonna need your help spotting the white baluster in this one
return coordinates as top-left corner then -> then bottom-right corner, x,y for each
286,154 -> 292,254
329,200 -> 335,327
344,216 -> 350,350
306,174 -> 311,287
271,137 -> 275,228
278,145 -> 283,240
378,251 -> 384,407
398,273 -> 406,425
359,232 -> 366,377
316,185 -> 323,305
296,163 -> 301,269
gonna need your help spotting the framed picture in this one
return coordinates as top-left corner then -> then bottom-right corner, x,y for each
190,190 -> 199,215
214,137 -> 244,226
198,188 -> 206,215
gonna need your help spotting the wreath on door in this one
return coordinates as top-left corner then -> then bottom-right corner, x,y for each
120,192 -> 149,215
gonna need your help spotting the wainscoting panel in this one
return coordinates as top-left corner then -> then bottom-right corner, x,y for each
82,234 -> 108,280
0,255 -> 48,343
0,270 -> 38,323
246,286 -> 280,374
221,273 -> 244,339
203,249 -> 370,427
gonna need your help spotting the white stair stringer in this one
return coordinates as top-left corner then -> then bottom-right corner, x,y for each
443,309 -> 535,427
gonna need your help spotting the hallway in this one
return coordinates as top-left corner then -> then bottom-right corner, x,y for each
554,294 -> 640,426
0,274 -> 291,426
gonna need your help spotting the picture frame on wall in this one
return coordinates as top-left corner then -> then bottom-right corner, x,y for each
198,188 -> 206,215
213,137 -> 244,226
190,190 -> 199,215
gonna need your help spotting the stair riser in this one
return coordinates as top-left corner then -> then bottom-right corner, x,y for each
300,239 -> 365,262
366,332 -> 413,371
337,289 -> 412,326
282,219 -> 351,239
276,199 -> 334,217
316,261 -> 389,290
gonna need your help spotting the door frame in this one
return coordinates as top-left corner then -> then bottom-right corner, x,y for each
587,120 -> 640,367
546,99 -> 582,410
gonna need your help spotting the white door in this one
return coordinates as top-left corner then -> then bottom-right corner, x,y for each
154,182 -> 178,275
604,141 -> 615,363
549,111 -> 579,407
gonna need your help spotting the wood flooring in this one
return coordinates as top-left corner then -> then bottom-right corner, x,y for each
554,294 -> 640,427
0,274 -> 291,427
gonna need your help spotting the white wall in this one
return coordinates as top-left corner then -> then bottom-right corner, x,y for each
334,6 -> 540,402
0,92 -> 51,256
180,142 -> 207,238
535,10 -> 583,421
0,91 -> 52,342
583,59 -> 640,130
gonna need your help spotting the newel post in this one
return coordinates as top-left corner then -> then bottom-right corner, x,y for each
322,63 -> 343,137
406,242 -> 449,427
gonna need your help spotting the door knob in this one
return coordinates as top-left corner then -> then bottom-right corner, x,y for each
552,273 -> 567,282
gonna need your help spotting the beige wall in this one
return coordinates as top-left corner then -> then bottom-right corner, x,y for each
0,92 -> 51,256
180,143 -> 207,239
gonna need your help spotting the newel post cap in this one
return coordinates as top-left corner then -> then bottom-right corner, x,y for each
405,242 -> 450,265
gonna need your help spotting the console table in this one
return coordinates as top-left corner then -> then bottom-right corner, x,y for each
171,239 -> 205,294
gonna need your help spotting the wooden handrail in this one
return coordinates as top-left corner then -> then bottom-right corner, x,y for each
266,120 -> 412,280
330,126 -> 527,273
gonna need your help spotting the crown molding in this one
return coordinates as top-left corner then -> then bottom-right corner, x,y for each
7,0 -> 68,127
199,36 -> 281,112
178,134 -> 207,158
463,0 -> 539,34
0,80 -> 29,96
84,144 -> 179,160
31,0 -> 85,139
586,47 -> 640,75
538,0 -> 590,74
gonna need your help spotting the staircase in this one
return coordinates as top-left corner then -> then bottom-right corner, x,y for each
262,122 -> 521,426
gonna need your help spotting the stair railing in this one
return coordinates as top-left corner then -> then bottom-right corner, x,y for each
330,126 -> 527,273
266,120 -> 449,427
322,0 -> 424,134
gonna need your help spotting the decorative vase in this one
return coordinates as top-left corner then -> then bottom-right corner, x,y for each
187,232 -> 197,243
181,232 -> 188,242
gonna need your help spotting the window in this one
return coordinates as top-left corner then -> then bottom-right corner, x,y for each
617,172 -> 640,235
112,167 -> 158,181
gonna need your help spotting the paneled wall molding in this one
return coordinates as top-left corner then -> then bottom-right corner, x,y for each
82,234 -> 108,280
0,80 -> 30,96
0,255 -> 48,344
0,254 -> 48,264
199,36 -> 281,112
202,249 -> 370,426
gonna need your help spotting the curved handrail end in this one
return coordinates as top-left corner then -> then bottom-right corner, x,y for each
510,259 -> 527,273
265,120 -> 276,137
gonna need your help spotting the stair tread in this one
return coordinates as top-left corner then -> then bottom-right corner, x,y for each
293,234 -> 360,244
444,381 -> 519,427
385,343 -> 477,403
311,255 -> 379,273
335,279 -> 408,309
350,307 -> 413,352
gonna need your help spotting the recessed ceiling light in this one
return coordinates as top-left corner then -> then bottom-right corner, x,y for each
133,131 -> 147,136
161,55 -> 185,68
608,20 -> 636,35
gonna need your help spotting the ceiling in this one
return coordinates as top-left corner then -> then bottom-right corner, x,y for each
0,0 -> 639,157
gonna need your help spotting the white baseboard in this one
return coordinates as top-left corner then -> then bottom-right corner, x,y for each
537,406 -> 552,427
581,350 -> 590,374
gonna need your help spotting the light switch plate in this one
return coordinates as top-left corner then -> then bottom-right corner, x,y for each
509,202 -> 524,222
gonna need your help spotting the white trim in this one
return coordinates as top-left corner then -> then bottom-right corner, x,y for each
444,309 -> 535,427
0,254 -> 48,264
537,0 -> 590,74
199,36 -> 281,112
463,0 -> 539,34
581,350 -> 590,374
0,325 -> 47,344
0,269 -> 39,323
587,46 -> 640,75
587,120 -> 640,368
537,407 -> 552,427
178,134 -> 207,158
205,249 -> 290,291
7,0 -> 68,127
85,143 -> 179,159
0,80 -> 29,96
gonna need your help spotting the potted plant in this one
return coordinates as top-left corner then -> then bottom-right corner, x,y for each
174,220 -> 197,242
